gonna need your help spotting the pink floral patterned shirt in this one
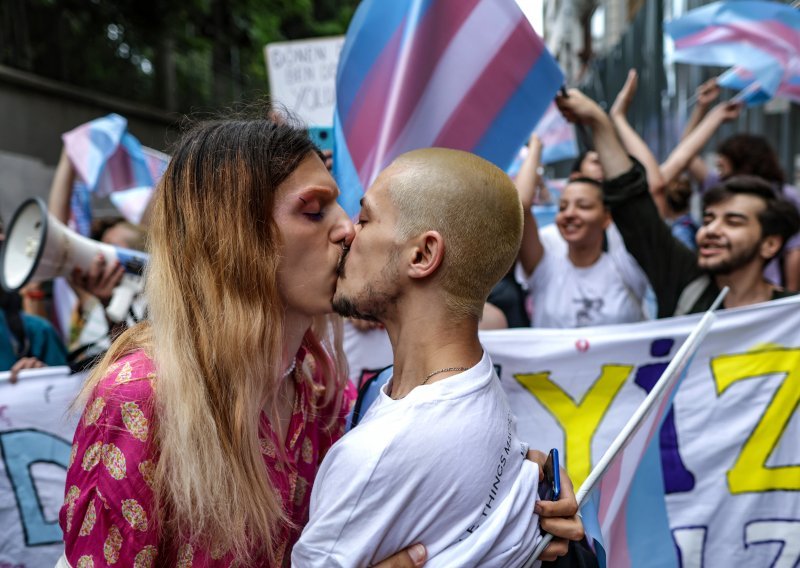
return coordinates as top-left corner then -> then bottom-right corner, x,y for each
59,348 -> 355,567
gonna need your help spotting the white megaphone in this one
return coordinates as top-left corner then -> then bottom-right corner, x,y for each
1,198 -> 149,322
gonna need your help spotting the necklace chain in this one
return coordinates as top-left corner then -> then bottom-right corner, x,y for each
282,358 -> 297,379
421,366 -> 469,386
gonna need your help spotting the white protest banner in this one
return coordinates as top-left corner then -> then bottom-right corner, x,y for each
345,296 -> 800,567
265,36 -> 345,126
0,367 -> 84,566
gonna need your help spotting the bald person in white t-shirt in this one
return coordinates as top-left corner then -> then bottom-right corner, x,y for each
292,149 -> 583,567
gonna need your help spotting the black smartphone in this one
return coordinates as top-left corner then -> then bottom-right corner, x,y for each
538,448 -> 561,501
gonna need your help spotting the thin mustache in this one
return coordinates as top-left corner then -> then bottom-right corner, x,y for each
336,248 -> 349,277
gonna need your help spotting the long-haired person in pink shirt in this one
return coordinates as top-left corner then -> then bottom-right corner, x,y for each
58,117 -> 369,567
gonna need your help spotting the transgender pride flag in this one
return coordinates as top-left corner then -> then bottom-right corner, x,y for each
62,114 -> 169,233
534,102 -> 578,165
333,0 -> 564,216
525,290 -> 728,568
665,1 -> 800,105
717,62 -> 783,106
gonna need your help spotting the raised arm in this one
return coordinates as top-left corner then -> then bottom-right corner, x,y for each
610,69 -> 666,215
674,77 -> 719,183
659,100 -> 741,186
515,134 -> 545,275
682,78 -> 719,140
48,145 -> 125,312
556,89 -> 633,179
48,148 -> 76,223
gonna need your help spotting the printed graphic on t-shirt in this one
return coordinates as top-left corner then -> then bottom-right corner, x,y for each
574,296 -> 604,327
461,412 -> 514,540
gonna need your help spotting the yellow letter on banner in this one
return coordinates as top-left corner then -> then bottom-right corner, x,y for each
515,365 -> 632,488
711,348 -> 800,493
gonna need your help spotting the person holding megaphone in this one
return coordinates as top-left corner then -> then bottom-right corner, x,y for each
0,147 -> 149,371
48,147 -> 148,365
0,216 -> 68,382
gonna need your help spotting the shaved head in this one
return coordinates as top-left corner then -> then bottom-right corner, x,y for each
385,148 -> 523,319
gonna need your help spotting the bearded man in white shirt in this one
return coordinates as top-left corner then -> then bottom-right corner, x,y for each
292,148 -> 583,568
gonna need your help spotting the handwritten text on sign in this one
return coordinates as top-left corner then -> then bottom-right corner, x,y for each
265,36 -> 344,126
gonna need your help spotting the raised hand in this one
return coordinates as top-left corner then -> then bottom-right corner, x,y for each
555,88 -> 606,126
711,100 -> 743,122
69,254 -> 125,307
695,77 -> 720,108
610,69 -> 638,119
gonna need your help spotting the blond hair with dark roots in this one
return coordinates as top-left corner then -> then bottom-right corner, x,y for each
388,148 -> 523,319
74,117 -> 347,562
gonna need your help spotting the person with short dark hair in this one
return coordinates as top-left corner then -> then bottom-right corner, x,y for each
655,81 -> 800,291
556,89 -> 800,316
714,134 -> 786,185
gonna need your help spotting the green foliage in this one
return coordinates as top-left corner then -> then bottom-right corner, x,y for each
0,0 -> 360,112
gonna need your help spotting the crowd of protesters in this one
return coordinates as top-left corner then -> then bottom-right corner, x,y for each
2,72 -> 799,566
484,73 -> 800,329
6,76 -> 799,377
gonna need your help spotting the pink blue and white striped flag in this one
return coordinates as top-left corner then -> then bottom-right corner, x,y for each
717,62 -> 783,106
526,291 -> 726,568
577,391 -> 681,568
507,103 -> 578,177
534,102 -> 579,165
61,114 -> 169,233
665,1 -> 800,105
580,293 -> 724,567
333,0 -> 564,216
108,187 -> 155,226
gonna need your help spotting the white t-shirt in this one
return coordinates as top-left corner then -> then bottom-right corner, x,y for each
522,224 -> 649,328
292,352 -> 542,568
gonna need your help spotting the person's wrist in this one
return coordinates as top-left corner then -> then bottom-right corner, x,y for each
590,112 -> 615,133
710,102 -> 727,115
